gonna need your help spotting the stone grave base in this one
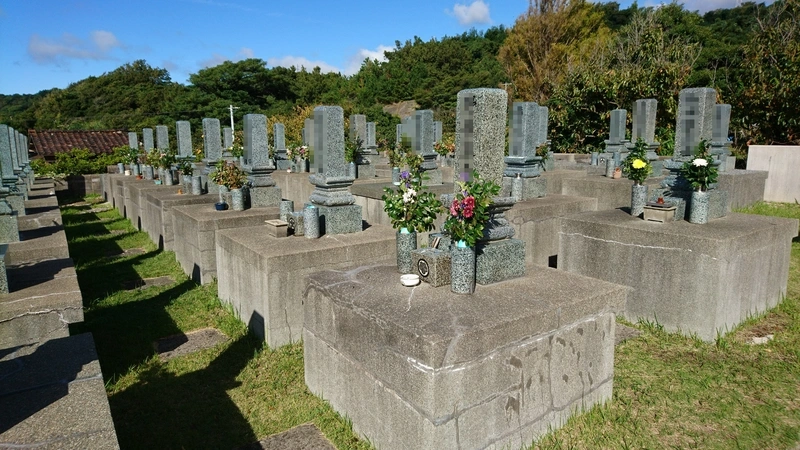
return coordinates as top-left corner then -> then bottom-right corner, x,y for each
6,194 -> 25,216
7,225 -> 69,266
421,167 -> 443,186
143,189 -> 216,250
215,224 -> 396,348
276,159 -> 293,170
559,209 -> 799,341
540,169 -> 588,195
476,238 -> 525,284
249,185 -> 281,208
356,162 -> 375,179
0,333 -> 120,449
315,204 -> 362,235
126,180 -> 171,231
716,169 -> 767,210
0,214 -> 19,243
560,175 -> 664,211
304,264 -> 625,450
506,194 -> 597,267
502,176 -> 547,200
171,204 -> 279,284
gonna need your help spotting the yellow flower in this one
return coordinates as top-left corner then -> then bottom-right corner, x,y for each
632,159 -> 647,169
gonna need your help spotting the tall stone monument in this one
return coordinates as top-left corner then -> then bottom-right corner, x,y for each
349,114 -> 374,178
710,104 -> 733,171
128,131 -> 138,150
413,110 -> 442,185
156,125 -> 169,150
454,88 -> 524,284
629,99 -> 662,173
176,121 -> 193,159
274,123 -> 291,170
142,128 -> 154,152
243,114 -> 280,207
0,125 -> 24,218
503,102 -> 547,199
308,106 -> 362,234
201,118 -> 223,194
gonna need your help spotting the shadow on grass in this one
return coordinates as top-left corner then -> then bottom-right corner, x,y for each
108,335 -> 261,449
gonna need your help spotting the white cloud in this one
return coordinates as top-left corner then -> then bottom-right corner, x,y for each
28,30 -> 123,64
267,56 -> 341,74
197,47 -> 256,68
343,45 -> 393,76
448,0 -> 492,26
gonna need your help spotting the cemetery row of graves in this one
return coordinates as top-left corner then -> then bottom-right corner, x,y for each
1,86 -> 799,448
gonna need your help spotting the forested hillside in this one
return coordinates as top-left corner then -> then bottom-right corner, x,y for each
1,0 -> 797,153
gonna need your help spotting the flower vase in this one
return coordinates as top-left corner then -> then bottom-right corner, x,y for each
349,161 -> 357,178
164,169 -> 174,186
396,228 -> 417,274
117,163 -> 125,174
144,165 -> 154,180
689,188 -> 710,224
392,167 -> 401,185
218,185 -> 229,205
631,182 -> 648,217
605,158 -> 616,178
132,164 -> 140,177
191,176 -> 202,195
304,205 -> 320,238
451,240 -> 476,294
230,188 -> 244,211
298,159 -> 308,173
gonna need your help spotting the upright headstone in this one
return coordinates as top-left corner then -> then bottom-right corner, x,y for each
274,123 -> 291,170
349,114 -> 374,178
434,121 -> 443,143
0,125 -> 24,221
629,99 -> 662,173
349,115 -> 367,147
503,102 -> 546,199
303,118 -> 315,173
8,128 -> 20,173
223,127 -> 233,150
396,124 -> 404,148
454,88 -> 523,284
243,114 -> 280,207
710,104 -> 733,171
142,128 -> 154,151
413,110 -> 442,185
201,118 -> 223,193
176,121 -> 193,159
675,87 -> 716,157
308,106 -> 362,234
365,122 -> 376,149
156,125 -> 169,150
128,132 -> 138,150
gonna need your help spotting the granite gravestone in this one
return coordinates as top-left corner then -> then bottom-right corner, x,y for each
710,104 -> 733,171
629,99 -> 662,173
128,132 -> 138,150
308,106 -> 362,235
503,102 -> 547,199
201,118 -> 223,194
176,121 -> 193,159
274,123 -> 292,170
143,128 -> 154,152
454,88 -> 524,285
414,110 -> 442,185
0,125 -> 24,223
156,125 -> 169,150
243,114 -> 280,207
349,114 -> 374,178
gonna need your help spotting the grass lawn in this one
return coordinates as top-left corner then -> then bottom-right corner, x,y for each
63,195 -> 800,449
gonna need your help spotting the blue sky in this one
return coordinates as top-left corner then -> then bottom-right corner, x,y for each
0,0 -> 747,95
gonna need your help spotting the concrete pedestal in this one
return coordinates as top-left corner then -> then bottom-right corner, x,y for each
215,224 -> 396,348
559,209 -> 799,341
560,175 -> 664,211
716,169 -> 767,210
171,204 -> 279,284
304,264 -> 625,450
142,189 -> 217,250
502,176 -> 547,200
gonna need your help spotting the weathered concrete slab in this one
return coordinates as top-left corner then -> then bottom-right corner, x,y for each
217,223 -> 396,348
16,208 -> 62,232
746,145 -> 800,203
505,194 -> 598,267
172,204 -> 280,284
559,209 -> 799,341
304,264 -> 626,450
0,258 -> 82,349
154,327 -> 229,361
241,423 -> 335,450
124,180 -> 171,231
0,333 -> 120,448
142,189 -> 217,250
23,196 -> 59,216
540,169 -> 588,194
6,227 -> 69,266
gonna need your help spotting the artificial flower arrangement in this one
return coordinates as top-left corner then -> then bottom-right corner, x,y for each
443,171 -> 501,247
681,140 -> 718,191
433,134 -> 456,157
176,159 -> 194,176
381,169 -> 441,233
157,148 -> 177,169
622,138 -> 653,184
228,135 -> 244,159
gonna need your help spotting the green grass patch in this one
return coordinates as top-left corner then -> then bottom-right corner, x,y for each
62,196 -> 800,449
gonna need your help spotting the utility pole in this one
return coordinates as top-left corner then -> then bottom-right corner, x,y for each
229,105 -> 239,134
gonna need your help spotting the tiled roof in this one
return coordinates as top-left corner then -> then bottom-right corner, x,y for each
28,129 -> 129,158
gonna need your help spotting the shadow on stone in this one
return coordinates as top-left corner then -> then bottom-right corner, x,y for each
154,328 -> 229,361
121,276 -> 174,291
239,423 -> 335,450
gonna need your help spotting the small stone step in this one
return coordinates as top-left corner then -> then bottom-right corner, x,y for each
121,276 -> 174,291
153,328 -> 229,361
239,423 -> 335,450
105,248 -> 145,259
615,323 -> 642,345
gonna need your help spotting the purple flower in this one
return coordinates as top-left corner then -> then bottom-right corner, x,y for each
400,171 -> 410,180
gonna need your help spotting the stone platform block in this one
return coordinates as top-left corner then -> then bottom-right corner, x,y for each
0,333 -> 120,448
125,180 -> 171,231
142,189 -> 216,250
476,238 -> 525,284
304,264 -> 626,450
6,226 -> 69,266
559,209 -> 799,341
561,175 -> 663,211
502,176 -> 547,199
505,194 -> 598,267
216,224 -> 396,348
0,258 -> 82,348
316,204 -> 362,235
171,204 -> 279,284
717,169 -> 767,210
23,196 -> 58,216
540,169 -> 587,194
746,145 -> 800,203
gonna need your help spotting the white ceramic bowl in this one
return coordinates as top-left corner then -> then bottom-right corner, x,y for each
400,274 -> 420,287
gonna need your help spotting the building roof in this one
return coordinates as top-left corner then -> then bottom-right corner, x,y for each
28,129 -> 129,158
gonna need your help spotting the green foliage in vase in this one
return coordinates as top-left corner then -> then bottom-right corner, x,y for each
681,140 -> 718,190
210,160 -> 248,190
381,169 -> 441,232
